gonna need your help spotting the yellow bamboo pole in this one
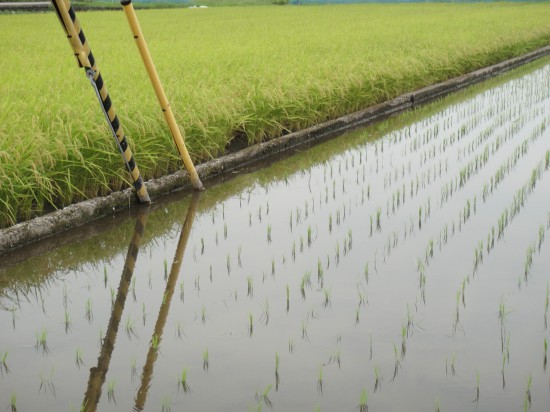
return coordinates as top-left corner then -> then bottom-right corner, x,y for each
121,0 -> 204,191
51,0 -> 151,203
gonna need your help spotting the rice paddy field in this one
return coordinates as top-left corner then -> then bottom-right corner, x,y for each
1,55 -> 550,411
1,3 -> 550,226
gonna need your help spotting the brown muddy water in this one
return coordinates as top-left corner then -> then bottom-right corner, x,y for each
1,58 -> 550,412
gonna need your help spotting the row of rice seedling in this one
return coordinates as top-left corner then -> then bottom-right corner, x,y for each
1,58 -> 550,410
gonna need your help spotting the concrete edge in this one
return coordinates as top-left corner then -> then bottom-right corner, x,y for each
1,45 -> 549,255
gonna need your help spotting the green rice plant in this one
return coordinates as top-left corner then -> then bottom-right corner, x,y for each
125,315 -> 137,339
544,338 -> 548,371
247,276 -> 253,298
103,266 -> 108,288
267,224 -> 272,243
249,312 -> 254,337
374,365 -> 381,392
323,288 -> 331,308
224,222 -> 228,240
107,378 -> 116,403
524,374 -> 532,411
161,395 -> 171,412
203,348 -> 209,371
35,327 -> 49,354
255,384 -> 272,408
201,306 -> 206,325
288,338 -> 294,354
142,302 -> 147,325
10,393 -> 16,412
435,398 -> 441,412
285,284 -> 290,312
376,208 -> 382,231
151,334 -> 160,351
75,347 -> 83,368
307,226 -> 312,246
178,368 -> 190,393
163,258 -> 168,280
226,254 -> 231,275
271,258 -> 275,276
238,245 -> 243,268
131,355 -> 138,381
359,388 -> 368,412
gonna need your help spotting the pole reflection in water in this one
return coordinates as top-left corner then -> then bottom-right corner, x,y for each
82,205 -> 150,411
134,192 -> 201,411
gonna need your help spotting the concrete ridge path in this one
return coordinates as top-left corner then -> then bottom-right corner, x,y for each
1,45 -> 550,255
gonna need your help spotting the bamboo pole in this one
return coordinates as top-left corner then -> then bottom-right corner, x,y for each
121,0 -> 204,191
51,0 -> 151,203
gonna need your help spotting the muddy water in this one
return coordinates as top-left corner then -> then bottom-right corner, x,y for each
1,58 -> 550,412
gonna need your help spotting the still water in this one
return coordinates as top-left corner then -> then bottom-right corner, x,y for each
1,58 -> 550,412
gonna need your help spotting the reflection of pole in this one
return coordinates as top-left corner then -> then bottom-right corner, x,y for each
51,0 -> 150,203
82,206 -> 150,412
134,193 -> 201,411
120,0 -> 204,191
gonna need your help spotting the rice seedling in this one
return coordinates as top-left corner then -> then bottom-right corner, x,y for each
435,398 -> 441,412
275,352 -> 280,390
302,321 -> 309,342
544,338 -> 547,372
359,388 -> 368,412
524,374 -> 532,411
203,348 -> 209,372
323,288 -> 331,308
238,245 -> 243,268
107,378 -> 116,403
288,338 -> 294,354
142,302 -> 147,325
39,366 -> 56,395
201,306 -> 207,325
151,334 -> 160,351
473,370 -> 480,403
35,327 -> 49,355
226,254 -> 231,275
247,276 -> 254,298
255,384 -> 272,408
75,347 -> 83,368
376,208 -> 382,231
249,312 -> 254,337
178,368 -> 190,393
103,266 -> 108,288
285,284 -> 290,313
317,365 -> 324,394
10,393 -> 16,412
374,365 -> 382,392
224,222 -> 228,240
161,395 -> 171,412
131,355 -> 138,382
267,224 -> 272,243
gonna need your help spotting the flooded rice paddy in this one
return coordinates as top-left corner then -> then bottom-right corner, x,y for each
1,58 -> 550,411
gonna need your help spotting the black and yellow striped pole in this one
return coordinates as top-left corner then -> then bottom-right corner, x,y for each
120,0 -> 204,191
51,0 -> 151,203
83,206 -> 149,412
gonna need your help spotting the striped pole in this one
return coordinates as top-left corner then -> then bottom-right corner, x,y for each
51,0 -> 151,203
120,0 -> 204,191
83,206 -> 150,411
